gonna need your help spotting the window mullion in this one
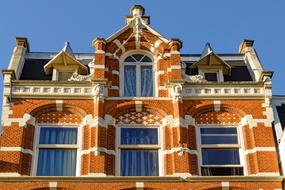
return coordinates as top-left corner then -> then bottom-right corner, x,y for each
136,64 -> 140,96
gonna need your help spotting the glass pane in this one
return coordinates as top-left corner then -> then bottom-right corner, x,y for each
37,149 -> 77,176
121,150 -> 158,176
124,56 -> 136,62
205,73 -> 217,81
202,149 -> 240,165
141,56 -> 152,62
124,65 -> 136,96
201,167 -> 243,176
121,128 -> 158,145
201,128 -> 237,134
201,135 -> 238,144
141,66 -> 153,97
39,128 -> 77,144
132,54 -> 144,62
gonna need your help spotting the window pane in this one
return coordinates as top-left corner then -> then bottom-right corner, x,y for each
121,150 -> 158,176
201,128 -> 238,144
201,135 -> 238,144
37,149 -> 77,176
205,73 -> 217,81
141,66 -> 153,97
201,128 -> 237,134
39,128 -> 77,144
132,54 -> 144,62
201,167 -> 243,176
202,149 -> 240,165
124,56 -> 136,62
124,65 -> 136,96
121,128 -> 158,145
141,56 -> 152,62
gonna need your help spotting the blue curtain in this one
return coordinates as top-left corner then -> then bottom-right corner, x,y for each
202,149 -> 240,165
141,66 -> 153,97
121,128 -> 158,145
39,127 -> 77,144
121,150 -> 158,176
124,65 -> 136,96
37,149 -> 77,176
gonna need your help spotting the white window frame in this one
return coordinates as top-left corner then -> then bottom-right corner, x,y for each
116,124 -> 163,176
199,68 -> 224,82
197,125 -> 244,176
31,124 -> 82,176
120,51 -> 156,97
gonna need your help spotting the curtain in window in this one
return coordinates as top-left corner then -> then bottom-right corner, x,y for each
201,167 -> 243,176
121,150 -> 158,176
124,65 -> 136,96
39,128 -> 77,144
37,149 -> 77,176
141,66 -> 153,97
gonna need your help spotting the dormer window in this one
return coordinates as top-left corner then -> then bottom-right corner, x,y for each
122,54 -> 154,97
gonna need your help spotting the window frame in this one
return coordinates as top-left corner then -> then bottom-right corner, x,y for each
199,68 -> 224,82
31,124 -> 81,176
120,51 -> 155,97
116,124 -> 163,176
197,125 -> 244,176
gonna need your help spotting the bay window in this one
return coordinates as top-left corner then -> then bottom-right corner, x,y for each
199,127 -> 243,176
123,54 -> 154,97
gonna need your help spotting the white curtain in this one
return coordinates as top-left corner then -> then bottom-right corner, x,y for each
124,65 -> 136,96
141,66 -> 153,97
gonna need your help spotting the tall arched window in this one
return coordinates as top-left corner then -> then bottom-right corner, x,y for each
123,54 -> 153,97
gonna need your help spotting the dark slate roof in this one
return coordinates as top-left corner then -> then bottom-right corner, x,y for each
276,104 -> 285,130
20,59 -> 52,80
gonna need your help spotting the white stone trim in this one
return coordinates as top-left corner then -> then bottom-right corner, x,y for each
254,172 -> 280,176
172,173 -> 192,178
161,115 -> 195,128
2,106 -> 35,127
214,100 -> 221,112
244,147 -> 276,155
84,173 -> 107,177
81,147 -> 116,156
150,39 -> 162,52
110,86 -> 119,90
136,182 -> 144,190
95,50 -> 105,54
167,65 -> 181,72
83,114 -> 115,128
113,39 -> 125,53
157,70 -> 165,76
0,147 -> 33,155
170,50 -> 180,55
112,70 -> 120,76
163,147 -> 198,155
221,181 -> 229,190
241,115 -> 272,128
56,100 -> 63,112
93,65 -> 105,69
49,182 -> 58,190
135,101 -> 142,112
0,172 -> 21,176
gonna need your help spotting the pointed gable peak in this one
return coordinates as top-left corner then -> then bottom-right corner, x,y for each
62,41 -> 75,59
201,42 -> 214,58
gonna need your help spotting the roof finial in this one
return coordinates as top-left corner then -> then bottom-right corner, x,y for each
62,41 -> 75,58
201,42 -> 213,58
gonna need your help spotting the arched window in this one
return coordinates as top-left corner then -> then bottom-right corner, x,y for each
123,54 -> 153,97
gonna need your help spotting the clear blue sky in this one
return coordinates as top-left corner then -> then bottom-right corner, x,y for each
0,0 -> 285,114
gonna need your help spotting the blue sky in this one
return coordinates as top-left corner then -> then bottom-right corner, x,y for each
0,0 -> 285,117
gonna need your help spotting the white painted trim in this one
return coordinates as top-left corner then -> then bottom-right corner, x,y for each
56,100 -> 63,112
110,86 -> 119,90
95,50 -> 105,54
81,147 -> 116,156
254,172 -> 280,176
2,106 -> 35,127
135,101 -> 142,112
93,65 -> 105,69
240,115 -> 272,128
0,147 -> 33,155
84,173 -> 107,177
113,39 -> 125,53
221,181 -> 229,190
112,70 -> 120,76
163,147 -> 198,155
170,50 -> 180,55
244,147 -> 276,155
213,100 -> 221,112
49,182 -> 58,189
0,172 -> 21,176
136,182 -> 144,190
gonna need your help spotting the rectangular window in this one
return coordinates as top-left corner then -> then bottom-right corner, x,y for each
141,66 -> 153,97
120,127 -> 159,176
124,65 -> 136,97
200,127 -> 243,176
204,73 -> 218,82
36,127 -> 78,176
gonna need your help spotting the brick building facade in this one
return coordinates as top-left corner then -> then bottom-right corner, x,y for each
0,5 -> 283,190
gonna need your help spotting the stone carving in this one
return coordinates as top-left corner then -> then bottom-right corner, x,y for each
94,84 -> 105,101
68,73 -> 92,81
172,84 -> 182,102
